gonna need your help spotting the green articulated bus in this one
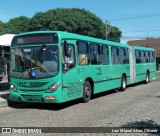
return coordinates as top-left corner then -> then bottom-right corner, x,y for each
9,31 -> 156,103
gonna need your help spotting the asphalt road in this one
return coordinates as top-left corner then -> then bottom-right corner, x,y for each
0,78 -> 160,135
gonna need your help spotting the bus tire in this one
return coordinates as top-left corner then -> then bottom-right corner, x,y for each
120,76 -> 126,91
81,81 -> 92,103
145,72 -> 150,84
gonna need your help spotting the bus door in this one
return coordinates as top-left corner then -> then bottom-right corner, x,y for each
61,40 -> 82,101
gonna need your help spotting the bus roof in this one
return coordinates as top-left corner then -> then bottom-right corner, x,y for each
133,45 -> 155,51
58,31 -> 129,48
14,31 -> 129,48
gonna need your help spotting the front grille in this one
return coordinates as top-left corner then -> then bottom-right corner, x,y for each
29,82 -> 47,88
20,89 -> 44,92
20,94 -> 42,102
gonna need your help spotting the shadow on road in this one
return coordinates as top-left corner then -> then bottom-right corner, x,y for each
1,93 -> 9,100
8,89 -> 119,111
121,120 -> 160,135
6,78 -> 159,111
8,99 -> 81,111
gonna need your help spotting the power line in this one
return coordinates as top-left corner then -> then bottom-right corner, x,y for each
109,13 -> 160,22
123,29 -> 160,33
121,36 -> 160,39
121,37 -> 148,39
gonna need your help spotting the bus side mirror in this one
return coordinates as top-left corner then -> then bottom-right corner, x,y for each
67,47 -> 72,57
64,40 -> 71,57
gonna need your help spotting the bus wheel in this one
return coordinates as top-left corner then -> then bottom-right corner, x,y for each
120,76 -> 126,91
82,81 -> 92,103
145,72 -> 150,84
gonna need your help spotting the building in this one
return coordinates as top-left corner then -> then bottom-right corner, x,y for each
128,38 -> 160,62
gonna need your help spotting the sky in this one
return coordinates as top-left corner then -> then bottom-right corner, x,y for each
1,0 -> 160,43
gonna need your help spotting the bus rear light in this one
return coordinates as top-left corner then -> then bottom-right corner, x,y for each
46,82 -> 61,93
10,84 -> 18,92
46,96 -> 55,100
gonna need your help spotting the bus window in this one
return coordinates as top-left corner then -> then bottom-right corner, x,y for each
145,51 -> 150,63
111,47 -> 119,65
136,50 -> 141,64
10,45 -> 59,79
150,51 -> 155,62
126,49 -> 129,64
150,52 -> 152,62
77,41 -> 89,65
62,43 -> 76,71
38,46 -> 58,72
90,43 -> 100,65
119,48 -> 126,64
153,52 -> 155,62
100,45 -> 109,65
141,51 -> 146,63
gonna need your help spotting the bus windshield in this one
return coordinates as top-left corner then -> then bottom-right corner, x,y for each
10,45 -> 59,79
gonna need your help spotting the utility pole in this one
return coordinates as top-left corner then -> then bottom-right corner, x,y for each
105,20 -> 111,40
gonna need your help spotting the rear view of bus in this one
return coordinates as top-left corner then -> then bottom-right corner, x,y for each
9,32 -> 62,103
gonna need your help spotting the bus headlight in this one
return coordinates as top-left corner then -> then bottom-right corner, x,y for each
10,84 -> 18,92
46,82 -> 61,93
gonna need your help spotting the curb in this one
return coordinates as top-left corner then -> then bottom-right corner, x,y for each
151,77 -> 157,80
0,93 -> 21,107
0,99 -> 9,107
0,93 -> 31,108
0,92 -> 9,107
0,97 -> 24,108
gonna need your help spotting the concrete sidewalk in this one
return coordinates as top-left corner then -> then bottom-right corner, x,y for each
0,82 -> 10,107
0,90 -> 10,107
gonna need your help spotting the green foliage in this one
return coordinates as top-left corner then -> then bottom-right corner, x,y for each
6,16 -> 30,34
28,12 -> 48,31
107,26 -> 122,42
0,8 -> 122,42
0,21 -> 6,35
29,8 -> 105,39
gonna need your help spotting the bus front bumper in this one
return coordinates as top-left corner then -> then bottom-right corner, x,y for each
9,90 -> 60,103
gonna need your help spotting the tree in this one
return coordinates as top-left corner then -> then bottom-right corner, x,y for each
28,12 -> 48,31
0,8 -> 121,41
29,8 -> 106,39
6,16 -> 30,34
107,26 -> 122,42
0,21 -> 6,35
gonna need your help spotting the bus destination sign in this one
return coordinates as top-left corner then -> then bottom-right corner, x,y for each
12,33 -> 58,46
